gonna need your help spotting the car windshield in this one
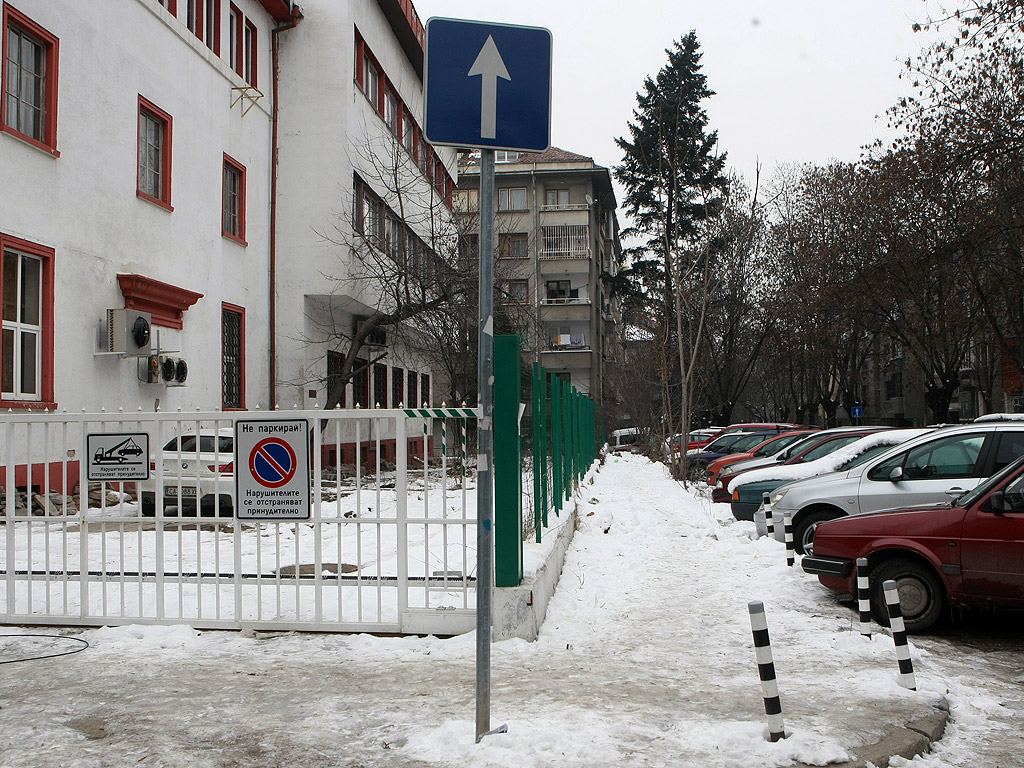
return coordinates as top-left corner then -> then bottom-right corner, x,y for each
703,433 -> 749,452
835,442 -> 894,471
776,433 -> 821,460
729,433 -> 771,453
956,454 -> 1024,507
753,433 -> 804,458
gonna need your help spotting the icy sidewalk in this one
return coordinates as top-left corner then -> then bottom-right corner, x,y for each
0,453 -> 946,768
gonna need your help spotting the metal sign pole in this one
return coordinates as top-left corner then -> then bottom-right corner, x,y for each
475,148 -> 495,743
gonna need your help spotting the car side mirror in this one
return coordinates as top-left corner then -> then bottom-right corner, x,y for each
888,466 -> 904,482
988,491 -> 1006,514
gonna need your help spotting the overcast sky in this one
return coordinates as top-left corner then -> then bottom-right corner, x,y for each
415,0 -> 947,197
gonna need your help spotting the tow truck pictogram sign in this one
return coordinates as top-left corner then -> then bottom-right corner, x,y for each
235,419 -> 310,520
87,433 -> 150,481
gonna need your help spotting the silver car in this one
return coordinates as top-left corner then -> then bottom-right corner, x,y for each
756,418 -> 1024,554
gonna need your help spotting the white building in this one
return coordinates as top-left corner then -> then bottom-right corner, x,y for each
0,0 -> 299,414
1,0 -> 453,426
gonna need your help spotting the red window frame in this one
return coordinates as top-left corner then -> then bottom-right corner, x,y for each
228,3 -> 242,75
244,18 -> 257,87
1,3 -> 60,156
222,153 -> 246,245
221,302 -> 245,410
203,0 -> 220,54
157,0 -> 178,13
0,232 -> 55,410
137,95 -> 173,211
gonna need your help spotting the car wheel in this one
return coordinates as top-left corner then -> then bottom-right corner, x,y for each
794,510 -> 842,555
869,558 -> 946,633
687,464 -> 708,483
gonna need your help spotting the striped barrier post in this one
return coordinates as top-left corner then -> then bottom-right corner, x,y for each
882,580 -> 917,690
783,511 -> 795,566
748,601 -> 786,742
857,558 -> 871,637
763,492 -> 774,537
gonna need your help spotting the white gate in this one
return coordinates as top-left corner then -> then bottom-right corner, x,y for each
1,408 -> 479,635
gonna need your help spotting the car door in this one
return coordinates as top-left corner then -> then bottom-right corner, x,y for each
856,432 -> 989,514
960,469 -> 1024,601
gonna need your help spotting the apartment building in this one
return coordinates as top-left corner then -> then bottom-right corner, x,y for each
455,147 -> 624,404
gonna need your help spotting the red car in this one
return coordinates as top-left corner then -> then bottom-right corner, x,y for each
802,454 -> 1024,633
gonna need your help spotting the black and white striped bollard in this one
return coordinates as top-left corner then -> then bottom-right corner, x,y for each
783,511 -> 795,566
763,492 -> 774,537
883,579 -> 917,690
748,601 -> 786,742
857,558 -> 871,637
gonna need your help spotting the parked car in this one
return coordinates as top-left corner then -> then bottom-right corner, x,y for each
685,431 -> 780,480
802,453 -> 1024,633
724,428 -> 895,516
706,430 -> 816,487
759,418 -> 1024,555
138,429 -> 235,516
610,427 -> 641,454
720,430 -> 897,514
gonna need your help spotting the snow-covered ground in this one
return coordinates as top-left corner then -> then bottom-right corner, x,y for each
0,453 -> 1019,767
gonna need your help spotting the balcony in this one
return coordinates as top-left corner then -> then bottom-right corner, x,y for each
545,333 -> 589,351
540,225 -> 591,261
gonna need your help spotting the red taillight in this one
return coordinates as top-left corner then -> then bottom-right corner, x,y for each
150,461 -> 156,471
208,462 -> 234,474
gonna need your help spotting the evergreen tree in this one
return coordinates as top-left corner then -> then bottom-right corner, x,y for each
614,32 -> 728,472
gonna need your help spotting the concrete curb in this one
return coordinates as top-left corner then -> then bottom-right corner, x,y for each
491,503 -> 579,642
797,701 -> 949,768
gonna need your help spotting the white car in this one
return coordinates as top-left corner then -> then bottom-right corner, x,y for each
757,419 -> 1024,553
138,429 -> 235,516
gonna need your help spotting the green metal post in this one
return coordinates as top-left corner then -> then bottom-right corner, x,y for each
539,365 -> 549,529
536,364 -> 544,540
494,334 -> 522,588
551,376 -> 563,512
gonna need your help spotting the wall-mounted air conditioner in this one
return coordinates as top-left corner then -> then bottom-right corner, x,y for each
160,356 -> 188,386
105,309 -> 152,356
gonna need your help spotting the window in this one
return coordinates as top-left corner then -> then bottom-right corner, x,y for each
0,233 -> 54,407
542,225 -> 589,257
243,19 -> 256,87
546,280 -> 571,300
222,153 -> 246,244
185,0 -> 198,35
156,0 -> 177,11
402,111 -> 414,153
505,280 -> 529,303
222,304 -> 244,409
327,351 -> 346,408
498,187 -> 527,211
2,4 -> 59,154
869,434 -> 987,481
384,88 -> 398,134
420,373 -> 430,407
385,213 -> 402,262
374,364 -> 387,408
545,189 -> 569,208
495,151 -> 519,163
363,55 -> 379,107
418,136 -> 428,174
392,367 -> 404,408
407,370 -> 418,408
498,233 -> 528,259
137,96 -> 173,210
228,5 -> 240,72
204,0 -> 220,53
454,189 -> 479,213
352,364 -> 369,408
993,431 -> 1024,473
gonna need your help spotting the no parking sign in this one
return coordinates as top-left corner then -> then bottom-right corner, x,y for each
235,419 -> 310,520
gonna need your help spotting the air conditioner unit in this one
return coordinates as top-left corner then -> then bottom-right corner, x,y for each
106,309 -> 152,356
160,356 -> 188,386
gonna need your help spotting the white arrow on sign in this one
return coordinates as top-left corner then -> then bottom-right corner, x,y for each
468,35 -> 511,140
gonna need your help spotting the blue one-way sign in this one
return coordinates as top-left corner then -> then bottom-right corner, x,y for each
424,17 -> 552,152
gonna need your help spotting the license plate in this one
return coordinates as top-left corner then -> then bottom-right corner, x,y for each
165,486 -> 197,498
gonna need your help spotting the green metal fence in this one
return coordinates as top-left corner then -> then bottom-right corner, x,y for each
493,334 -> 599,587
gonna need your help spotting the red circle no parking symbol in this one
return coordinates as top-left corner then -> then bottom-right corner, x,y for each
249,437 -> 297,488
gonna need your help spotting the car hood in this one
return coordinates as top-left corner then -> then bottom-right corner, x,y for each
815,503 -> 965,540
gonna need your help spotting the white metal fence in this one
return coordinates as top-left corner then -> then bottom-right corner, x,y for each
1,407 -> 479,635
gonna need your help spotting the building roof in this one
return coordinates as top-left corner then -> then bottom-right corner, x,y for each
517,146 -> 594,164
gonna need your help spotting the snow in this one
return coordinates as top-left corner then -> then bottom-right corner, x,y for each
0,452 -> 1016,766
729,429 -> 933,490
974,413 -> 1024,423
